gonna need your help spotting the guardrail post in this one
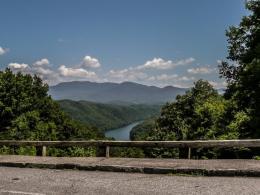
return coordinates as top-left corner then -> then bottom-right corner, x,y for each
42,146 -> 47,157
106,146 -> 110,158
188,147 -> 191,159
96,146 -> 105,157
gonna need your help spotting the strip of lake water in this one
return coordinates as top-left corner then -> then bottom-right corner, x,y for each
105,121 -> 142,140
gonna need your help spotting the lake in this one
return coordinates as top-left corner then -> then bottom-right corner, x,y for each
105,121 -> 142,140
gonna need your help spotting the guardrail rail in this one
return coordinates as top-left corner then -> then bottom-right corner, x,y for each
0,139 -> 259,159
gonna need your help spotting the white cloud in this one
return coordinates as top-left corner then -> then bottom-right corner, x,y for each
187,67 -> 216,74
137,57 -> 195,70
33,68 -> 59,84
143,74 -> 197,88
33,58 -> 50,66
6,57 -> 100,85
156,74 -> 178,81
34,67 -> 53,75
8,63 -> 29,70
108,68 -> 147,82
108,69 -> 129,79
209,81 -> 227,89
0,47 -> 9,55
151,74 -> 195,82
107,57 -> 195,83
8,61 -> 59,84
31,56 -> 100,84
4,56 -> 224,88
58,65 -> 96,78
178,76 -> 195,81
81,56 -> 101,68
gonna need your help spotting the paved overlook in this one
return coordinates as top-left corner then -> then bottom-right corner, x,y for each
0,155 -> 260,176
0,139 -> 260,194
0,156 -> 260,194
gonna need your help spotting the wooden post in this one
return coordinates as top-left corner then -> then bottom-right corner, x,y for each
96,146 -> 105,157
42,146 -> 47,157
188,147 -> 191,159
106,146 -> 110,158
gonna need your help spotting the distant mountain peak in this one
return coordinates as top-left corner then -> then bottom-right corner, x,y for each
49,81 -> 186,104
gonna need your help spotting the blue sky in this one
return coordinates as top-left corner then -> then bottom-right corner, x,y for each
0,0 -> 247,88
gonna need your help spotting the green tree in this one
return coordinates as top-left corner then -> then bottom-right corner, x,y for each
219,0 -> 260,138
0,69 -> 103,148
130,118 -> 156,141
154,80 -> 222,141
146,80 -> 234,158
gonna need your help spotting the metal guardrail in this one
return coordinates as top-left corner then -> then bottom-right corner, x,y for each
0,139 -> 259,159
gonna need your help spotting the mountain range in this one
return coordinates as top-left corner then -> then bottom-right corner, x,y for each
49,81 -> 187,104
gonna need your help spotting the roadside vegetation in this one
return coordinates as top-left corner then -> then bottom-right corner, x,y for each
0,69 -> 104,156
0,0 -> 259,158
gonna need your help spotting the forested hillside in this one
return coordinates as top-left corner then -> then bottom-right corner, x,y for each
58,100 -> 161,131
130,118 -> 156,141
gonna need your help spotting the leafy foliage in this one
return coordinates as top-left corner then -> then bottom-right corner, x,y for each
58,100 -> 161,131
219,0 -> 260,138
130,118 -> 156,141
0,69 -> 104,156
144,80 -> 234,158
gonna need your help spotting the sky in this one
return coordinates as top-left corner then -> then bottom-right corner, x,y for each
0,0 -> 248,88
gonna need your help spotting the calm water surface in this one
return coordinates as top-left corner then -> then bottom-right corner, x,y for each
105,121 -> 142,140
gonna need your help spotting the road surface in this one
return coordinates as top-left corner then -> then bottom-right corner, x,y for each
0,167 -> 259,195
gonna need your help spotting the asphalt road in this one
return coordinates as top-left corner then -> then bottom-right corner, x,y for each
0,167 -> 259,195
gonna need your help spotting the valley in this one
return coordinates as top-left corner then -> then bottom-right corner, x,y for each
58,99 -> 161,132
